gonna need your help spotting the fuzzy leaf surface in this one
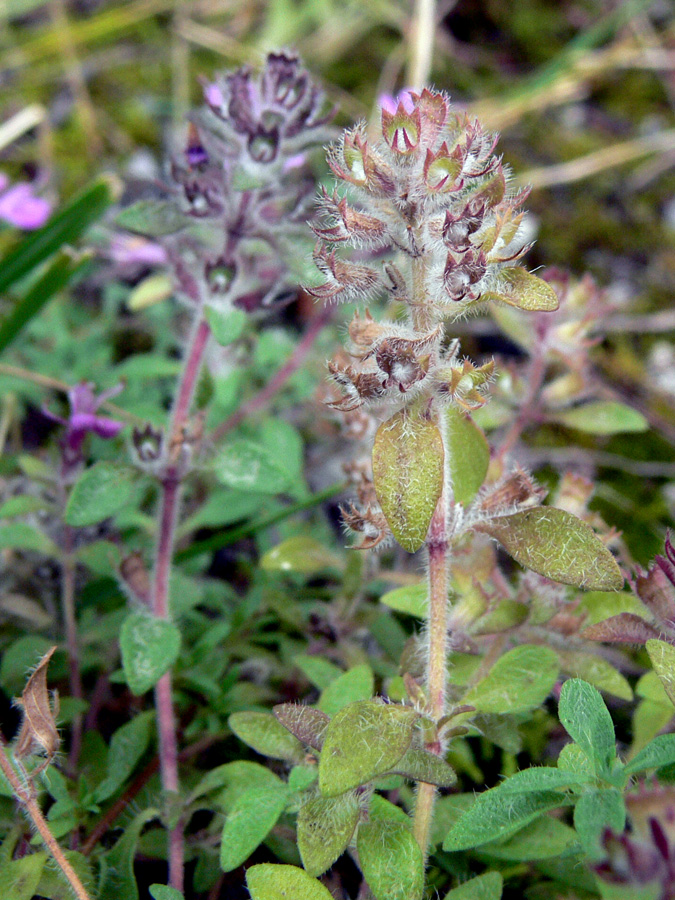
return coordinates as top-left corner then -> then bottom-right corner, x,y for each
445,406 -> 490,505
392,747 -> 457,787
463,645 -> 559,715
443,790 -> 570,851
443,871 -> 503,900
646,639 -> 675,705
372,410 -> 444,552
220,782 -> 288,872
625,734 -> 675,775
379,581 -> 428,618
317,664 -> 374,717
228,711 -> 305,762
297,791 -> 360,876
357,796 -> 423,900
583,613 -> 659,644
273,704 -> 330,751
558,679 -> 616,775
0,853 -> 46,900
319,700 -> 417,797
482,817 -> 579,861
573,788 -> 625,857
246,864 -> 334,900
483,268 -> 558,311
558,651 -> 632,701
261,536 -> 342,575
477,507 -> 623,590
120,613 -> 181,696
65,463 -> 136,527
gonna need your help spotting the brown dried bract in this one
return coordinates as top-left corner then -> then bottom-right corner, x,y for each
14,646 -> 60,768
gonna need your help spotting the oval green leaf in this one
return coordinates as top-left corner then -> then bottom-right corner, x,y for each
552,401 -> 648,435
372,410 -> 444,552
228,711 -> 304,762
65,463 -> 136,527
477,507 -> 623,591
646,639 -> 675,705
220,783 -> 288,873
297,792 -> 360,876
120,613 -> 181,696
445,406 -> 490,505
246,864 -> 335,900
357,796 -> 423,900
319,700 -> 417,797
483,268 -> 558,311
463,645 -> 559,715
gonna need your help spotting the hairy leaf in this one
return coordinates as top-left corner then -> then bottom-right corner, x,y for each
482,268 -> 558,311
573,789 -> 625,857
246,864 -> 334,900
319,700 -> 417,797
93,710 -> 155,803
0,852 -> 47,900
120,613 -> 181,696
372,409 -> 444,552
583,613 -> 659,644
445,406 -> 490,505
392,747 -> 457,787
558,679 -> 616,774
646,639 -> 675,705
228,711 -> 304,763
273,704 -> 330,751
463,645 -> 559,715
483,817 -> 579,861
297,792 -> 360,876
443,871 -> 503,900
379,581 -> 428,618
261,536 -> 342,575
625,734 -> 675,775
357,796 -> 423,900
558,651 -> 632,701
443,789 -> 569,851
477,507 -> 623,590
220,782 -> 288,872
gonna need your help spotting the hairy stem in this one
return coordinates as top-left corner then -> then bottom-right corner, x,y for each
151,313 -> 211,893
0,737 -> 92,900
413,481 -> 449,859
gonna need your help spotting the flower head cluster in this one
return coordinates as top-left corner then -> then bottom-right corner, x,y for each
312,90 -> 557,549
143,52 -> 332,312
0,172 -> 51,230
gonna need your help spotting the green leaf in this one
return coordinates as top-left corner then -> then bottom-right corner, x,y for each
215,439 -> 290,494
246,864 -> 334,900
220,782 -> 288,873
297,792 -> 360,876
483,268 -> 559,311
318,664 -> 374,717
65,463 -> 136,527
646,639 -> 675,705
116,199 -> 187,237
34,850 -> 93,900
0,852 -> 47,900
552,401 -> 648,435
483,817 -> 579,861
120,613 -> 181,696
228,711 -> 304,763
443,871 -> 503,900
204,304 -> 247,346
0,176 -> 115,296
573,789 -> 625,857
261,536 -> 342,575
0,250 -> 92,354
294,655 -> 342,691
557,742 -> 596,779
443,789 -> 570,851
127,274 -> 173,311
392,747 -> 457,787
149,887 -> 185,900
477,507 -> 623,591
0,635 -> 54,694
319,700 -> 417,797
463,645 -> 559,715
379,581 -> 427,618
0,522 -> 57,556
189,760 -> 283,807
558,651 -> 632,701
625,734 -> 675,775
99,808 -> 158,900
357,796 -> 424,900
288,765 -> 318,792
489,766 -> 590,794
372,409 -> 444,552
558,679 -> 616,775
93,710 -> 155,803
445,406 -> 490,505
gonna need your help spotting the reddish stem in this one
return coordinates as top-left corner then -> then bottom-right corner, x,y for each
211,304 -> 331,442
151,313 -> 211,893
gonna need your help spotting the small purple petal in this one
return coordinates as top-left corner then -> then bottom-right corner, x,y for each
69,413 -> 123,441
68,382 -> 97,416
108,235 -> 168,268
89,416 -> 124,440
0,183 -> 51,230
283,152 -> 306,172
204,83 -> 224,108
379,90 -> 416,115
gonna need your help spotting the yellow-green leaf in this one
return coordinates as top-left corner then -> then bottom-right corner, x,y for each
477,507 -> 623,591
445,406 -> 490,505
297,792 -> 360,876
646,639 -> 675,706
483,268 -> 558,311
372,409 -> 444,552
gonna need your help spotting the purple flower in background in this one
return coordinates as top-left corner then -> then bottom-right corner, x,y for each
379,90 -> 416,115
0,173 -> 51,230
44,382 -> 124,475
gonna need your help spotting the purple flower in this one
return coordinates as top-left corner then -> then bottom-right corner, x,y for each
44,382 -> 124,473
107,234 -> 168,270
379,90 -> 416,115
0,174 -> 51,230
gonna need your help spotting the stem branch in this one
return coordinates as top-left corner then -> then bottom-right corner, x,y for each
0,737 -> 92,900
